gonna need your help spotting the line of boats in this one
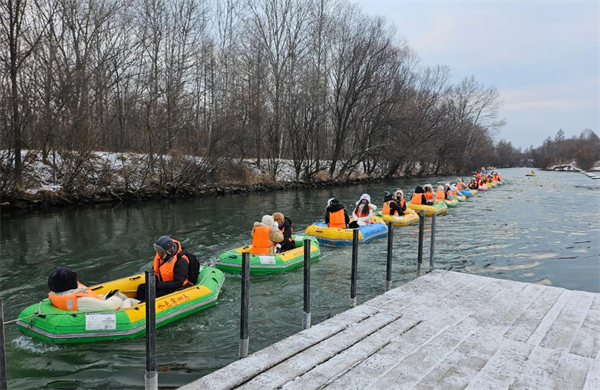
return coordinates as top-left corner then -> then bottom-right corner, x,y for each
17,177 -> 506,343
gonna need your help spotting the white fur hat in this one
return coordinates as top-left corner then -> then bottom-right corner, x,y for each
261,215 -> 275,226
359,193 -> 371,203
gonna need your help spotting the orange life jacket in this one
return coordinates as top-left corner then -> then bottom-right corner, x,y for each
425,192 -> 434,201
354,205 -> 371,224
451,188 -> 458,196
328,209 -> 346,228
457,182 -> 464,190
153,239 -> 190,285
250,225 -> 273,255
48,283 -> 102,311
436,190 -> 445,200
498,174 -> 502,180
381,201 -> 393,215
411,193 -> 422,205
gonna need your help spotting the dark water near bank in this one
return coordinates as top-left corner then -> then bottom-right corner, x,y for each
1,167 -> 599,389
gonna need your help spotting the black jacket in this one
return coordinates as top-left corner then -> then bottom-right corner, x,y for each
413,186 -> 430,205
390,198 -> 407,215
278,216 -> 294,242
325,203 -> 350,227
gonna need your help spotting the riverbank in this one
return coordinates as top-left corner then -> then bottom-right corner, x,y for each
0,176 -> 391,212
0,150 -> 470,212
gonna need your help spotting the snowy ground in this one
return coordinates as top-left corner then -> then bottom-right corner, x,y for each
1,150 -> 369,197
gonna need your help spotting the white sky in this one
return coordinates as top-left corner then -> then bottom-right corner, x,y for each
355,0 -> 599,149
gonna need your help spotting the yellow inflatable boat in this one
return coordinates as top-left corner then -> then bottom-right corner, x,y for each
407,202 -> 448,217
377,209 -> 420,226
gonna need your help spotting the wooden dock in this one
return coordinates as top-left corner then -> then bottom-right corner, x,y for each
180,270 -> 599,390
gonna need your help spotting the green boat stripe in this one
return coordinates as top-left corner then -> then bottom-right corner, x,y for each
17,276 -> 224,340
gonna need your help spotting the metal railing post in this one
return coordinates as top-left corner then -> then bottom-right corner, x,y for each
417,211 -> 425,277
0,300 -> 7,390
350,229 -> 359,307
303,238 -> 311,330
239,252 -> 250,358
429,213 -> 437,272
386,222 -> 394,291
145,271 -> 157,390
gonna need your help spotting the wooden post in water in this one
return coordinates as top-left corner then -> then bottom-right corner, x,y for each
145,271 -> 158,390
429,213 -> 437,272
239,252 -> 250,358
0,300 -> 7,390
303,238 -> 311,330
385,222 -> 394,291
417,211 -> 425,277
350,229 -> 359,307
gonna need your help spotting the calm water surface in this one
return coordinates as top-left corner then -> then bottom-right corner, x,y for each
1,167 -> 599,389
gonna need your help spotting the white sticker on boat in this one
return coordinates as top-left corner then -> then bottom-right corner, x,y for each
295,235 -> 304,241
259,256 -> 276,265
85,313 -> 117,330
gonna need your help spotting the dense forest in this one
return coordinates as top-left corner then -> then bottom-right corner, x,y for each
1,0 -> 510,198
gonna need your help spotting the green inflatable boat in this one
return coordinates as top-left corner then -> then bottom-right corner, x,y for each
16,266 -> 225,344
215,235 -> 320,274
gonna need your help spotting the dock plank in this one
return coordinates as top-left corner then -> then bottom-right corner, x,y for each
539,291 -> 595,351
569,295 -> 600,359
179,271 -> 600,390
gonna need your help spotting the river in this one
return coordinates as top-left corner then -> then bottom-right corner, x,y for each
1,167 -> 599,389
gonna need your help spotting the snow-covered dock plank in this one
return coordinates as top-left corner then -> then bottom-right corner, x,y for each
179,270 -> 599,390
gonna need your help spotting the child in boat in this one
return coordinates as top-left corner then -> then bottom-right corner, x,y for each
350,194 -> 376,228
325,198 -> 350,228
48,266 -> 138,312
272,212 -> 296,253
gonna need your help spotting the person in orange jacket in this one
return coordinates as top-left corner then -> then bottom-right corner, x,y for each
250,215 -> 284,255
48,266 -> 137,311
325,198 -> 350,228
136,236 -> 196,301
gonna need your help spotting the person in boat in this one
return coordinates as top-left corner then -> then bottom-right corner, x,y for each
250,215 -> 284,255
135,236 -> 197,301
450,184 -> 460,197
468,179 -> 479,190
325,198 -> 350,229
436,185 -> 447,201
456,179 -> 467,191
272,212 -> 296,253
423,184 -> 435,204
48,266 -> 137,311
411,185 -> 433,206
444,183 -> 452,199
349,193 -> 376,228
393,189 -> 408,215
381,191 -> 406,216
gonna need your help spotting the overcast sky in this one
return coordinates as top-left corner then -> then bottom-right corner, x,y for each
356,0 -> 599,149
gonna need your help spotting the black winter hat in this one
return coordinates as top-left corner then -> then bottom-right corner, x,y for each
48,266 -> 78,293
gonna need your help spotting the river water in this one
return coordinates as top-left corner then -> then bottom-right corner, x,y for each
1,167 -> 599,389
